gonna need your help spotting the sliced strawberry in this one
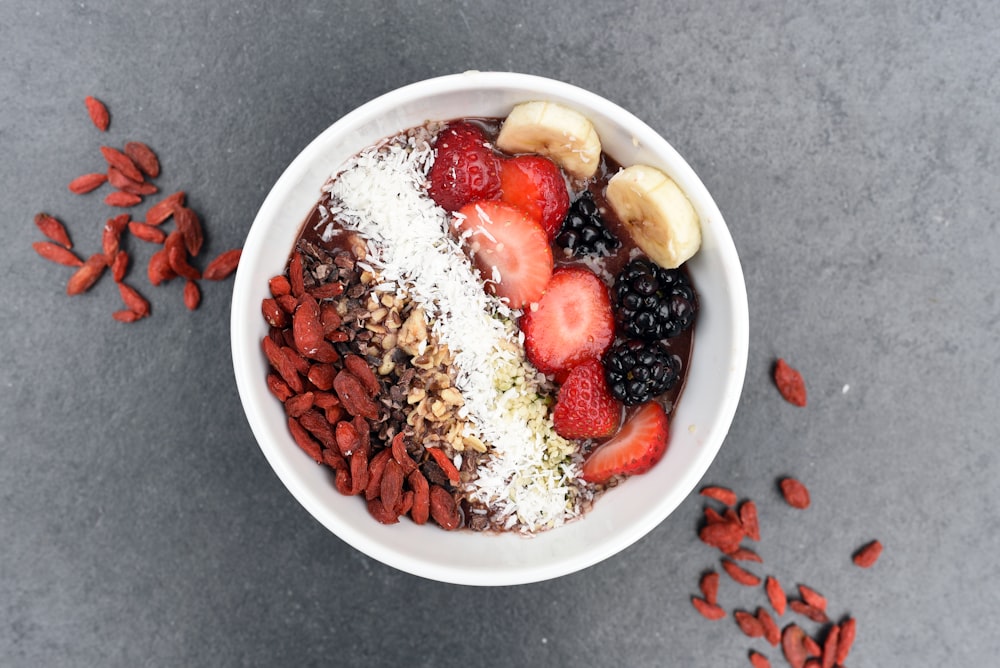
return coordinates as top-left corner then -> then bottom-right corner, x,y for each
453,201 -> 553,308
499,155 -> 570,239
519,266 -> 614,376
552,358 -> 622,440
581,401 -> 669,484
427,122 -> 501,211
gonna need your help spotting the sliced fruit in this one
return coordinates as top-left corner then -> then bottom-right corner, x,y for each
519,266 -> 614,376
552,358 -> 622,440
496,101 -> 602,179
498,155 -> 570,239
427,121 -> 502,211
605,164 -> 701,269
452,201 -> 553,308
581,401 -> 669,484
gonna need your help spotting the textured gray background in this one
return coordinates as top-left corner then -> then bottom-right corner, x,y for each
3,1 -> 999,666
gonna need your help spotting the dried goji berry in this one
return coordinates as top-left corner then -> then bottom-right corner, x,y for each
111,250 -> 129,283
112,309 -> 142,323
344,353 -> 380,397
691,596 -> 726,621
365,449 -> 392,501
307,363 -> 336,391
765,575 -> 787,616
84,96 -> 110,131
852,539 -> 883,568
722,558 -> 761,586
145,192 -> 184,226
284,392 -> 314,418
757,607 -> 780,646
820,624 -> 839,668
298,409 -> 337,451
165,231 -> 201,280
788,600 -> 829,624
699,571 -> 720,605
68,172 -> 109,194
266,372 -> 293,402
34,213 -> 73,248
66,254 -> 107,295
333,370 -> 380,420
366,497 -> 399,524
287,416 -> 323,464
335,420 -> 361,457
128,221 -> 167,244
33,241 -> 83,267
124,141 -> 160,178
183,279 -> 200,310
835,618 -> 856,663
779,477 -> 811,509
730,547 -> 763,563
203,248 -> 241,280
269,274 -> 291,297
173,207 -> 204,256
774,358 -> 807,406
734,610 -> 764,638
408,469 -> 430,525
426,447 -> 460,484
781,624 -> 808,668
699,522 -> 743,554
117,282 -> 150,317
348,451 -> 368,496
700,485 -> 737,506
380,458 -> 404,513
739,500 -> 760,541
798,584 -> 826,612
390,432 -> 418,476
748,650 -> 771,668
429,485 -> 461,530
147,248 -> 176,285
100,146 -> 143,182
288,251 -> 305,297
292,293 -> 325,356
104,190 -> 142,208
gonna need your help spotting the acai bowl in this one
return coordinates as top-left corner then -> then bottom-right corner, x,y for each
231,71 -> 748,586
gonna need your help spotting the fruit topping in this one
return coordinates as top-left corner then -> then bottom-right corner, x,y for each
581,401 -> 670,484
605,164 -> 701,268
520,266 -> 615,376
452,200 -> 553,309
613,258 -> 697,340
496,101 -> 602,179
498,155 -> 570,239
554,191 -> 621,257
427,121 -> 502,212
552,358 -> 622,440
603,339 -> 682,406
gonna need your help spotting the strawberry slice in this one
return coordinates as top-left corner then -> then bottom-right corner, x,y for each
552,358 -> 622,440
519,266 -> 614,376
581,401 -> 670,484
427,122 -> 501,211
499,155 -> 570,239
453,201 -> 553,308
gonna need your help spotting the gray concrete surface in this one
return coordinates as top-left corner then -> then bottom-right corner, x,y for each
2,1 -> 999,665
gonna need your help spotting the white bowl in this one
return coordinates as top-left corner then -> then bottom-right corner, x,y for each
231,72 -> 748,586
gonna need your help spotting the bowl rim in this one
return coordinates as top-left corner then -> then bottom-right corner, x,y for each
231,71 -> 749,586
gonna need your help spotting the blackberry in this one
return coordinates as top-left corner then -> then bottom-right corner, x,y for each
603,340 -> 682,405
555,191 -> 621,257
613,259 -> 698,340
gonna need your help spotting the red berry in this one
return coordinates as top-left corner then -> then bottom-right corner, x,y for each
453,201 -> 553,309
581,401 -> 670,484
499,155 -> 570,239
552,359 -> 622,440
520,267 -> 614,376
427,122 -> 501,211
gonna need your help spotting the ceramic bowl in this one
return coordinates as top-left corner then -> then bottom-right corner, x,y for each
231,71 -> 748,586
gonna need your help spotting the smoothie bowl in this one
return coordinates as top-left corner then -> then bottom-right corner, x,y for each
231,72 -> 748,586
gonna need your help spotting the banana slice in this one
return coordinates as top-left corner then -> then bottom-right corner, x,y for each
605,165 -> 701,268
496,101 -> 602,179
